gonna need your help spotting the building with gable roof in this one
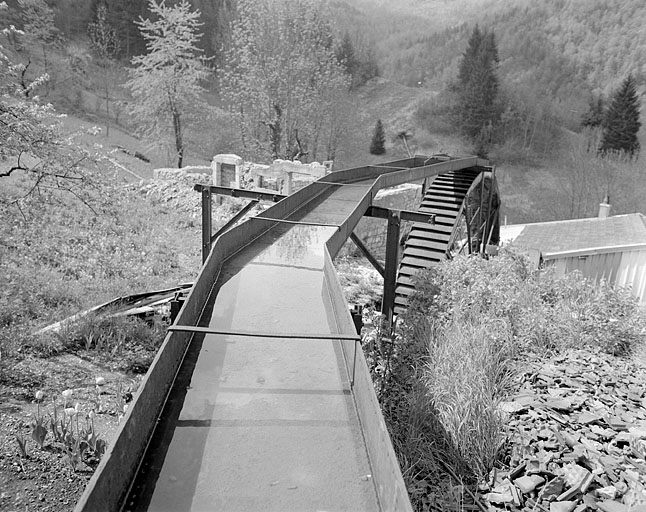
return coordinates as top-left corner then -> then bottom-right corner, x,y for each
501,204 -> 646,304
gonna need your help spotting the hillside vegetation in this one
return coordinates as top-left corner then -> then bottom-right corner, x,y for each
338,0 -> 646,94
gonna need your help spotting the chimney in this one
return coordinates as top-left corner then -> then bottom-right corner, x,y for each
598,195 -> 611,219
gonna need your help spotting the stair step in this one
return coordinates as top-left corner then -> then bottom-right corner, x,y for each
427,183 -> 471,193
400,255 -> 443,268
396,274 -> 422,288
423,195 -> 463,205
410,222 -> 453,234
421,201 -> 461,212
406,230 -> 451,242
396,266 -> 424,278
395,283 -> 418,296
404,238 -> 449,252
434,176 -> 478,186
404,246 -> 447,259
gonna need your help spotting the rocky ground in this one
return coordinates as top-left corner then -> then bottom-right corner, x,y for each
476,348 -> 646,512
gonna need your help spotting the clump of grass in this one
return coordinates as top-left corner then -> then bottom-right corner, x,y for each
423,317 -> 515,481
56,314 -> 164,354
40,313 -> 167,373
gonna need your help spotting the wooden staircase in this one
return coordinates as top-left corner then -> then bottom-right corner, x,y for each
394,167 -> 483,313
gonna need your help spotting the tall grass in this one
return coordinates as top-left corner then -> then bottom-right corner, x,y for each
423,318 -> 515,480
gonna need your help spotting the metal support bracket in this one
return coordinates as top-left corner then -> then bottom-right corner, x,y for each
194,184 -> 285,203
350,232 -> 385,277
201,187 -> 212,264
211,199 -> 259,244
366,205 -> 435,224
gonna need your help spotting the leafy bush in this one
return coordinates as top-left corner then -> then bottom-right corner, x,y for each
406,250 -> 645,357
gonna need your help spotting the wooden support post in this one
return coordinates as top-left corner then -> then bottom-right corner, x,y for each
201,187 -> 212,264
381,210 -> 401,325
464,201 -> 472,255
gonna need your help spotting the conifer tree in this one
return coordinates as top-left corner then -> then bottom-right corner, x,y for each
599,75 -> 641,158
370,119 -> 386,155
456,25 -> 500,140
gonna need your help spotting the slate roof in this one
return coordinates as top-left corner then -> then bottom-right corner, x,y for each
505,213 -> 646,256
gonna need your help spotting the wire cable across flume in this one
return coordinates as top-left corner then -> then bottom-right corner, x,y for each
251,217 -> 342,229
167,325 -> 361,341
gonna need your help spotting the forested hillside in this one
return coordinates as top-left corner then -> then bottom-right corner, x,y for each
337,0 -> 646,96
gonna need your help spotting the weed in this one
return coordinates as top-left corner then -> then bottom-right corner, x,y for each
15,435 -> 28,458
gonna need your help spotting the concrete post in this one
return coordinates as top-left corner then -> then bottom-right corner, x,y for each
212,154 -> 243,205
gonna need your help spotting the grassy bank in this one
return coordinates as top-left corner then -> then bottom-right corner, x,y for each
373,251 -> 646,510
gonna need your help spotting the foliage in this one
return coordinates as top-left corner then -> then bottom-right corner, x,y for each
125,0 -> 211,168
454,25 -> 500,142
16,0 -> 59,83
369,119 -> 386,155
406,251 -> 645,357
581,95 -> 605,129
423,318 -> 514,480
1,21 -> 98,204
0,171 -> 199,362
87,5 -> 119,63
220,0 -> 351,162
334,257 -> 383,305
335,31 -> 379,90
599,75 -> 641,158
87,0 -> 147,58
52,314 -> 167,373
17,389 -> 109,472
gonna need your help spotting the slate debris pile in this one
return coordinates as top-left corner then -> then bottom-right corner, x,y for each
129,171 -> 212,217
481,349 -> 646,512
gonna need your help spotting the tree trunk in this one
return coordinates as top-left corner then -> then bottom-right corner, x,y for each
42,45 -> 50,95
173,109 -> 183,168
104,65 -> 110,137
